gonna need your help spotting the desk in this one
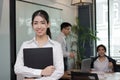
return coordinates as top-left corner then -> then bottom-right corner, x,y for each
60,71 -> 71,80
60,69 -> 80,80
98,72 -> 120,80
61,70 -> 120,80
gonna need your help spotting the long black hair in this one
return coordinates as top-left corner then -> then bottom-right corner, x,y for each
97,44 -> 106,52
31,10 -> 51,38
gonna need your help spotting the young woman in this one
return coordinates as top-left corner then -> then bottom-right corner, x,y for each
91,44 -> 117,72
14,10 -> 64,80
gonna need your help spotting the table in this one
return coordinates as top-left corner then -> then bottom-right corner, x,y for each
61,70 -> 120,80
60,71 -> 71,80
98,72 -> 120,80
60,69 -> 80,80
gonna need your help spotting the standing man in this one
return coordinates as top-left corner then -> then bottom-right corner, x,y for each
56,22 -> 75,71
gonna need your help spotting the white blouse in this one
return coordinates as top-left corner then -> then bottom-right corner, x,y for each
94,57 -> 112,72
14,37 -> 64,80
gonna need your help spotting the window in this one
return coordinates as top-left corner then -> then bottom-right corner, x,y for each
110,0 -> 120,62
96,0 -> 108,55
96,0 -> 120,63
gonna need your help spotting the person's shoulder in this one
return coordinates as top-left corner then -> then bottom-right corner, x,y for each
50,39 -> 61,46
56,33 -> 63,38
106,55 -> 112,59
92,56 -> 98,62
24,39 -> 33,43
106,56 -> 116,62
51,39 -> 60,44
21,39 -> 33,46
18,39 -> 33,50
56,32 -> 65,38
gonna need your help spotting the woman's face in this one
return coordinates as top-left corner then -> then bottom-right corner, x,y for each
97,46 -> 106,57
32,15 -> 49,37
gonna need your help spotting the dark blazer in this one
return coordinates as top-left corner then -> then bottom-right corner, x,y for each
90,55 -> 117,72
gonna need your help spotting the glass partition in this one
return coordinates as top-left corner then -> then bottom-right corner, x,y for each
16,1 -> 62,53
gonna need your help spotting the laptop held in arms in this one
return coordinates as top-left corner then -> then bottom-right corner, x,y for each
23,47 -> 53,69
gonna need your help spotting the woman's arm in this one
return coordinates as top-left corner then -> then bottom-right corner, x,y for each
27,43 -> 64,80
14,43 -> 42,77
48,43 -> 64,79
107,56 -> 117,72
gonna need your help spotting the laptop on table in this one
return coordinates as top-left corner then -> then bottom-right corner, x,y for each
71,72 -> 99,80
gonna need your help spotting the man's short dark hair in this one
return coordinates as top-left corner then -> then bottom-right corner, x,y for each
60,22 -> 72,31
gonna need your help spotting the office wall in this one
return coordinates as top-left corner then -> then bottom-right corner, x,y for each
24,0 -> 77,24
0,0 -> 3,22
0,0 -> 10,80
16,1 -> 63,52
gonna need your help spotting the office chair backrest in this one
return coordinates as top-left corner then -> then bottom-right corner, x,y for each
81,58 -> 91,72
71,71 -> 99,80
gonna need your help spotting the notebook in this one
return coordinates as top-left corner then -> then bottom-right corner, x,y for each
23,47 -> 53,69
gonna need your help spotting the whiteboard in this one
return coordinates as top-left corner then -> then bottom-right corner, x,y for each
16,1 -> 62,53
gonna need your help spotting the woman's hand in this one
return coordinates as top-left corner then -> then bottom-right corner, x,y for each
108,62 -> 114,72
107,62 -> 113,72
108,62 -> 113,69
41,66 -> 55,76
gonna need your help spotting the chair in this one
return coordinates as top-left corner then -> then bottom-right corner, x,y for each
80,58 -> 91,72
71,72 -> 99,80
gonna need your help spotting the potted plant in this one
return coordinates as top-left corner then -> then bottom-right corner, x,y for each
71,18 -> 99,69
